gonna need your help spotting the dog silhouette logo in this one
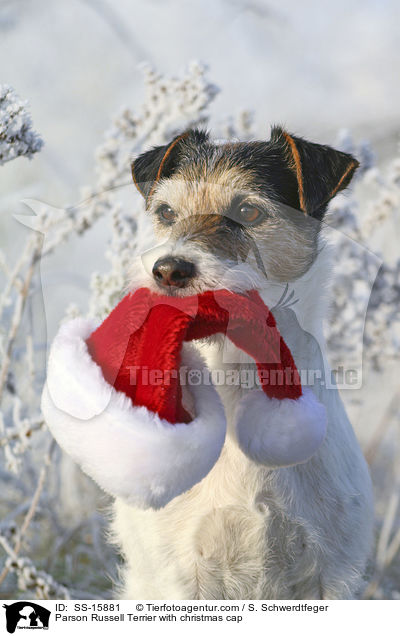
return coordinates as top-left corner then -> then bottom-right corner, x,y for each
2,602 -> 50,633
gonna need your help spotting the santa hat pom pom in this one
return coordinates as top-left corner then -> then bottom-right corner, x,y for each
234,387 -> 327,468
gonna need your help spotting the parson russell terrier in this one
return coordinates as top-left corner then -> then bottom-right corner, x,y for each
42,127 -> 374,599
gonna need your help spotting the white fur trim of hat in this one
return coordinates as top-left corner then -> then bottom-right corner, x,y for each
41,318 -> 226,509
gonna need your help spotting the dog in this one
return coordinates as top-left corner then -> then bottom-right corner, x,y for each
107,126 -> 374,599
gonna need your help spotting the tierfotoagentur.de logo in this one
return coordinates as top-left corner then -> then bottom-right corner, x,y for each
2,602 -> 50,633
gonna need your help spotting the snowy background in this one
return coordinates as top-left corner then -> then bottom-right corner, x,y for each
0,0 -> 399,599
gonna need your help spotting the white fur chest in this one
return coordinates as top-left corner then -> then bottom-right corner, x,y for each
112,433 -> 268,599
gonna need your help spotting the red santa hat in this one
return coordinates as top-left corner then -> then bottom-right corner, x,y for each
41,288 -> 326,509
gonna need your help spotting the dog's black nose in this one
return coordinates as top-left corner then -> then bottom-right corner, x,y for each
152,257 -> 196,288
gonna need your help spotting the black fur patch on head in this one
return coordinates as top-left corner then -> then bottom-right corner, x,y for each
221,140 -> 301,209
268,126 -> 359,219
131,130 -> 210,198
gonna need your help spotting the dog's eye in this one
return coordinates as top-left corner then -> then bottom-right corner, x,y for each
156,204 -> 177,224
237,205 -> 262,225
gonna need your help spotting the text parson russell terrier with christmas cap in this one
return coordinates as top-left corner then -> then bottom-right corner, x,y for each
42,127 -> 374,599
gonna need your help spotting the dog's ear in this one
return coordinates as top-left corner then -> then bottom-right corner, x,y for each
131,129 -> 210,199
270,126 -> 359,219
131,132 -> 189,199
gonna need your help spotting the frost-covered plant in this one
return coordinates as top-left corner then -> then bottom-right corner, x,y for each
0,85 -> 43,165
87,62 -> 220,317
0,66 -> 399,600
326,137 -> 400,374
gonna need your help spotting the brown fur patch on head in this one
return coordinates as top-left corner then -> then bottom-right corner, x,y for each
248,203 -> 319,281
282,132 -> 306,213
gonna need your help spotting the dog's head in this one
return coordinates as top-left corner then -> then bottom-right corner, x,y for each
130,127 -> 358,295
